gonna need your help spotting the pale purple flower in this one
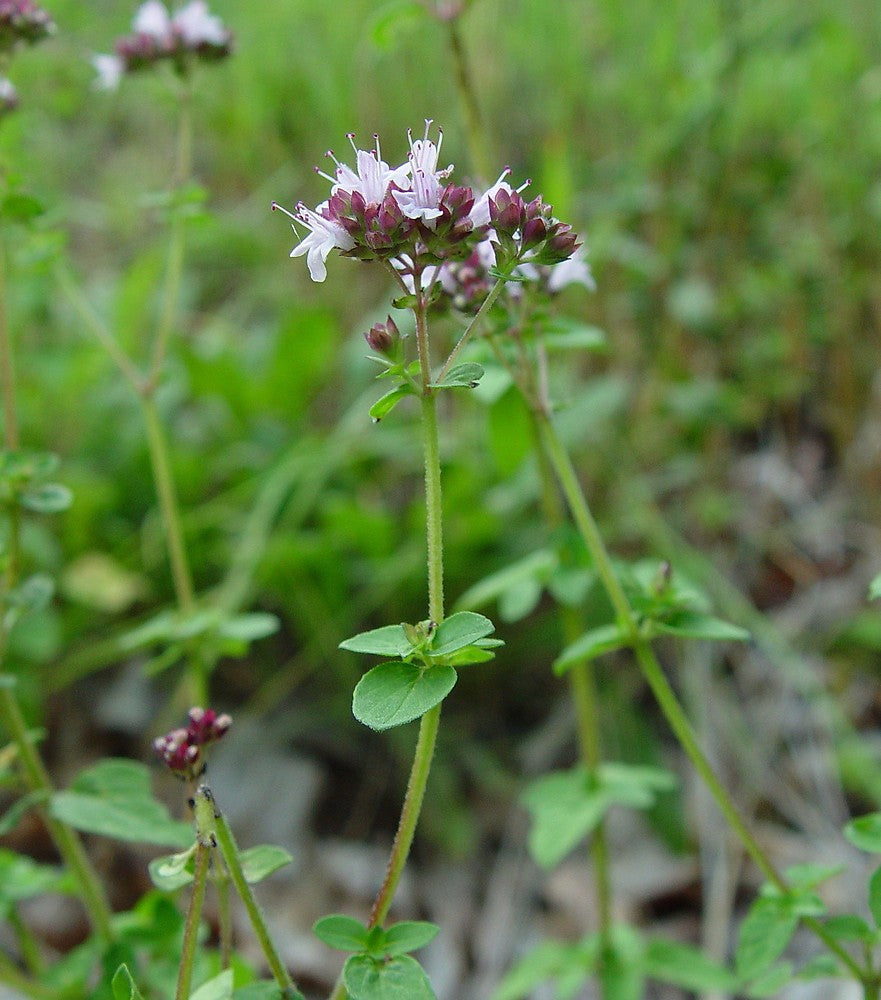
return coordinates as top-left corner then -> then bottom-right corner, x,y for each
133,0 -> 172,39
173,0 -> 228,46
326,134 -> 410,206
91,53 -> 124,90
273,200 -> 356,282
546,247 -> 595,292
392,121 -> 450,228
470,169 -> 514,228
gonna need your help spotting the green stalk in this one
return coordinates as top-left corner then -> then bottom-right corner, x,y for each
175,842 -> 210,1000
212,807 -> 299,997
9,906 -> 44,976
527,407 -> 613,946
436,277 -> 507,385
0,680 -> 115,944
0,948 -> 56,1000
328,297 -> 448,1000
535,414 -> 869,982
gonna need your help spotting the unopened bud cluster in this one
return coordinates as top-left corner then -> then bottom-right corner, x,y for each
93,0 -> 232,90
273,122 -> 584,289
0,0 -> 54,51
153,706 -> 231,779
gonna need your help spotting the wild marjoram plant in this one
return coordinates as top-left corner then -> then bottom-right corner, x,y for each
271,122 -> 580,1000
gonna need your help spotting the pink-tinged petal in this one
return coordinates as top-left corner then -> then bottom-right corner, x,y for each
133,0 -> 171,39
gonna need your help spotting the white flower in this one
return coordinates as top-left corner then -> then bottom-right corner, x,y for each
469,169 -> 513,228
92,53 -> 124,90
546,248 -> 595,292
392,121 -> 450,228
172,0 -> 228,45
133,0 -> 172,39
329,134 -> 410,207
282,201 -> 355,283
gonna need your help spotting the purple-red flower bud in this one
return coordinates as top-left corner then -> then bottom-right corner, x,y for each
154,706 -> 232,779
365,315 -> 400,355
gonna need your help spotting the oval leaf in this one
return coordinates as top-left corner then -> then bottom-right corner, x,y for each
370,385 -> 413,422
382,921 -> 439,956
431,362 -> 484,389
845,813 -> 881,853
190,970 -> 233,1000
352,662 -> 457,731
314,914 -> 370,952
112,965 -> 146,1000
344,954 -> 436,1000
340,624 -> 412,657
148,845 -> 197,891
430,612 -> 495,657
239,844 -> 292,884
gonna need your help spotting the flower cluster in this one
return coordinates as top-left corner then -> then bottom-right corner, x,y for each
273,122 -> 584,287
0,0 -> 54,52
93,0 -> 233,90
153,706 -> 231,780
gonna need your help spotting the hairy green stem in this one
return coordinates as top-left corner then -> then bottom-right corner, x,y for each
210,799 -> 299,996
536,415 -> 869,982
436,276 -> 507,385
0,680 -> 115,944
175,842 -> 210,1000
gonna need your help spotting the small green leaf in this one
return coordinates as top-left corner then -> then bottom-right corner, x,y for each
736,897 -> 799,980
4,574 -> 55,631
313,915 -> 371,952
797,954 -> 843,980
490,940 -> 596,1000
869,573 -> 881,600
521,767 -> 608,869
430,612 -> 495,656
343,954 -> 436,1000
431,363 -> 484,389
0,848 -> 73,906
239,844 -> 293,884
553,623 -> 629,674
20,482 -> 73,513
782,863 -> 843,891
1,192 -> 45,223
216,613 -> 280,643
653,609 -> 750,642
369,385 -> 414,421
442,644 -> 497,667
382,921 -> 439,956
744,962 -> 793,996
119,610 -> 177,651
824,914 -> 875,941
353,662 -> 457,731
0,788 -> 48,835
845,812 -> 881,852
190,969 -> 234,1000
369,0 -> 427,48
339,624 -> 412,657
50,759 -> 193,848
111,964 -> 146,1000
454,550 -> 556,612
643,938 -> 738,992
148,845 -> 197,891
498,577 -> 543,622
543,323 -> 607,353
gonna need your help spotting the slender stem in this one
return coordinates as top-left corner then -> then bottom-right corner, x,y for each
436,277 -> 507,385
147,82 -> 192,392
213,814 -> 299,996
446,17 -> 491,181
526,405 -> 613,949
175,842 -> 210,1000
141,396 -> 197,614
420,392 -> 444,623
0,680 -> 115,944
54,264 -> 143,394
215,855 -> 233,970
535,415 -> 871,982
0,237 -> 19,451
9,907 -> 44,977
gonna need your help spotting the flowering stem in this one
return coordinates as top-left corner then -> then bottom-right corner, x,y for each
206,791 -> 300,997
175,841 -> 210,1000
436,276 -> 507,384
0,678 -> 115,945
534,414 -> 869,981
526,405 -> 613,951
